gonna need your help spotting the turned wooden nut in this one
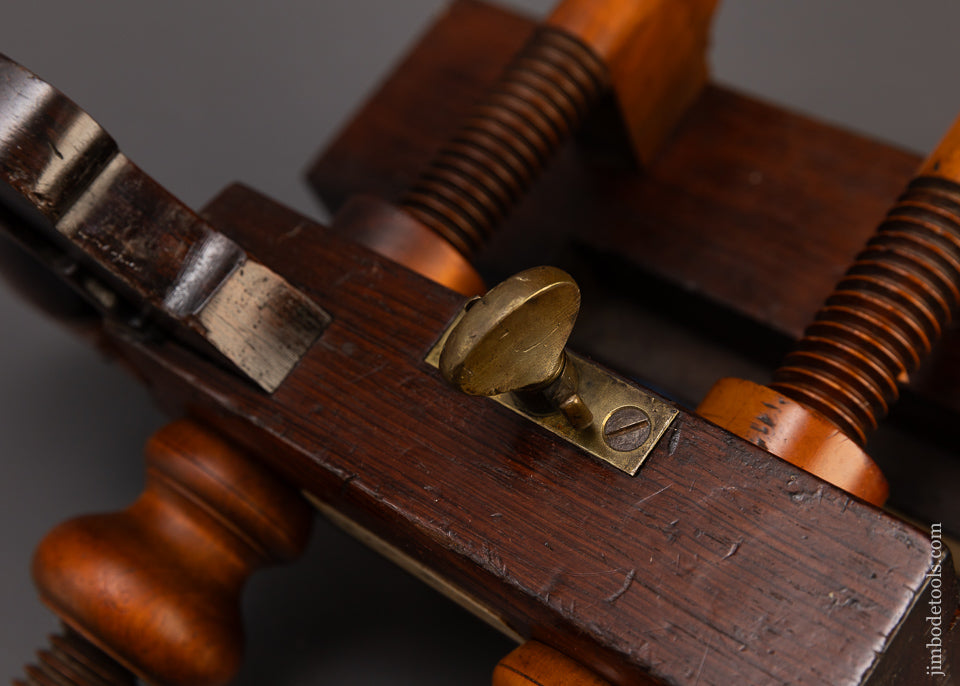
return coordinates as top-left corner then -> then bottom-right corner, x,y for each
920,111 -> 960,179
398,0 -> 718,262
698,378 -> 888,505
547,0 -> 718,164
699,117 -> 960,507
493,642 -> 611,686
771,145 -> 960,446
31,419 -> 313,686
332,195 -> 484,296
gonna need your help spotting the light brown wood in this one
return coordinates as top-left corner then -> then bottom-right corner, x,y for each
397,22 -> 609,259
297,3 -> 960,678
3,1 -> 959,682
397,0 -> 717,263
547,0 -> 718,163
492,642 -> 615,686
706,117 -> 960,505
113,180 -> 957,685
30,419 -> 313,686
919,112 -> 960,179
332,195 -> 485,296
698,378 -> 888,505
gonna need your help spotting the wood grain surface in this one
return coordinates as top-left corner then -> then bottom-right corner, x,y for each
1,0 -> 960,683
85,182 -> 953,684
309,0 -> 960,543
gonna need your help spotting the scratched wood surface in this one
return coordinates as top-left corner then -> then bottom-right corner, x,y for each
307,0 -> 960,417
1,52 -> 954,675
308,0 -> 918,343
81,182 -> 951,685
307,0 -> 960,541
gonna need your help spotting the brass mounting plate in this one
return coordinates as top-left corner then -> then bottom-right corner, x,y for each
426,315 -> 678,476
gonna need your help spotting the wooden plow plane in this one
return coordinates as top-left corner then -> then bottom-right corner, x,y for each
0,1 -> 958,684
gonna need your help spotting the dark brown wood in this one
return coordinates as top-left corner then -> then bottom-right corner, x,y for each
0,54 -> 328,394
28,419 -> 313,686
395,0 -> 715,259
306,0 -> 933,381
70,181 -> 952,685
307,0 -> 960,536
307,0 -> 919,344
309,0 -> 536,214
338,0 -> 923,508
1,2 -> 958,683
308,0 -> 917,386
0,53 -> 229,327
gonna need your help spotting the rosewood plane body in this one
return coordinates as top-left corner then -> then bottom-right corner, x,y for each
0,1 -> 958,684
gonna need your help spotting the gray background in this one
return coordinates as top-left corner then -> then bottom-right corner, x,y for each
1,1 -> 959,683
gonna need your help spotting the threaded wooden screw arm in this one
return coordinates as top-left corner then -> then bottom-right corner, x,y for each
771,175 -> 960,445
700,114 -> 960,506
337,0 -> 717,295
15,628 -> 135,686
399,25 -> 609,258
399,0 -> 716,261
15,419 -> 313,686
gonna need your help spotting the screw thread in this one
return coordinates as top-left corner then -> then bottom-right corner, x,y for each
399,26 -> 609,258
14,628 -> 135,686
771,176 -> 960,444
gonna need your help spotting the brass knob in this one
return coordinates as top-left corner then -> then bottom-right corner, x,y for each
439,266 -> 592,429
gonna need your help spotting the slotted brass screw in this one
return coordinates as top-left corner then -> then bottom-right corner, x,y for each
603,406 -> 651,452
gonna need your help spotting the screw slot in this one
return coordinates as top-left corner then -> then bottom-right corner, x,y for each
603,406 -> 651,452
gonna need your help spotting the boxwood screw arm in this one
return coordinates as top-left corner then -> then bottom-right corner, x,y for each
700,114 -> 960,506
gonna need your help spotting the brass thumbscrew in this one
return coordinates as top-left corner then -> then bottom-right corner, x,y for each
439,266 -> 592,429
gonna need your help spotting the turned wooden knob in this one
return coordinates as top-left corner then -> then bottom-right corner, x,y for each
29,419 -> 313,686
